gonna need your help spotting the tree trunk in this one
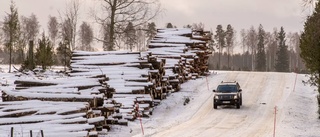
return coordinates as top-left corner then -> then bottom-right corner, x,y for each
108,0 -> 117,51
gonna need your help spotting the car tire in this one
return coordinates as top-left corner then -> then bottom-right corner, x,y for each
236,103 -> 240,109
214,104 -> 217,109
240,98 -> 242,106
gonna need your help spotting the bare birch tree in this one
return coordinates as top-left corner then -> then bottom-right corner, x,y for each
18,13 -> 40,63
96,0 -> 161,51
60,0 -> 80,51
240,29 -> 247,69
246,26 -> 258,71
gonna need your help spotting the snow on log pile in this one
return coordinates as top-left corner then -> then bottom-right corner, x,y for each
70,51 -> 165,127
2,76 -> 104,107
1,71 -> 107,136
0,100 -> 97,136
149,28 -> 212,90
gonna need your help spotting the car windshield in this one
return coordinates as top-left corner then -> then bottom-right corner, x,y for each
217,85 -> 238,93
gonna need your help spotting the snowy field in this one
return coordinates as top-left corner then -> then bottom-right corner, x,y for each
1,64 -> 320,137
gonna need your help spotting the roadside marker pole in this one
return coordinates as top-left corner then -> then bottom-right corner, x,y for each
293,73 -> 298,92
136,103 -> 144,135
206,76 -> 210,92
273,106 -> 277,137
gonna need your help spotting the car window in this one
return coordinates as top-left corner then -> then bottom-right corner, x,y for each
217,85 -> 238,93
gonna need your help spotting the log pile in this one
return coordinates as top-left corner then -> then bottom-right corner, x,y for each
1,70 -> 107,135
0,100 -> 98,136
0,28 -> 212,136
70,51 -> 165,127
149,28 -> 212,89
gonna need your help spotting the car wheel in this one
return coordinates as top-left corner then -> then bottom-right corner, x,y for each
240,98 -> 242,106
214,104 -> 217,109
236,103 -> 240,109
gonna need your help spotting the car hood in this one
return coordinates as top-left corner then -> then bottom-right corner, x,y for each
215,93 -> 237,96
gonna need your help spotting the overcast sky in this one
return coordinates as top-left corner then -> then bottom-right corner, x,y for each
0,0 -> 311,37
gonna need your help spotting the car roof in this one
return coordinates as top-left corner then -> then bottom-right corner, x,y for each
218,83 -> 238,86
218,81 -> 240,86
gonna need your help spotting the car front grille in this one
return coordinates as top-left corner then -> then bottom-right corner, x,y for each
220,95 -> 232,100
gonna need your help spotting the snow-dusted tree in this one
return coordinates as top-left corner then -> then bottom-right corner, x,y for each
96,0 -> 161,51
2,0 -> 20,72
214,24 -> 225,70
275,27 -> 289,72
78,22 -> 94,51
256,24 -> 266,71
48,15 -> 59,47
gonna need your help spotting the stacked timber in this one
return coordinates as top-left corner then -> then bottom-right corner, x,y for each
1,70 -> 108,135
2,77 -> 104,107
0,100 -> 98,136
149,28 -> 212,91
0,28 -> 212,136
70,51 -> 165,127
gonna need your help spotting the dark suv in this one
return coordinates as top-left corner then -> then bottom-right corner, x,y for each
213,81 -> 242,109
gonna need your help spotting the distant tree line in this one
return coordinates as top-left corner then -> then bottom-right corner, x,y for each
207,24 -> 305,73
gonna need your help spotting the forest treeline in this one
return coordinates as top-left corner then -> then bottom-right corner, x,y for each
208,24 -> 305,73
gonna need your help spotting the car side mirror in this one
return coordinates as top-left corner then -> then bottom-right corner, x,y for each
213,90 -> 216,92
239,89 -> 242,92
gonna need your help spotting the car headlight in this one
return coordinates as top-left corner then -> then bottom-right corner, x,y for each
214,96 -> 219,99
233,95 -> 238,99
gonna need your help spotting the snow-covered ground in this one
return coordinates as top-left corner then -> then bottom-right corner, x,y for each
1,64 -> 320,137
122,71 -> 320,137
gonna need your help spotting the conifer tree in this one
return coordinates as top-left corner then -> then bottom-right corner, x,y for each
35,33 -> 54,70
256,24 -> 266,71
146,22 -> 156,42
56,37 -> 71,71
300,0 -> 320,117
166,23 -> 173,28
275,27 -> 289,72
214,25 -> 225,70
2,0 -> 20,72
